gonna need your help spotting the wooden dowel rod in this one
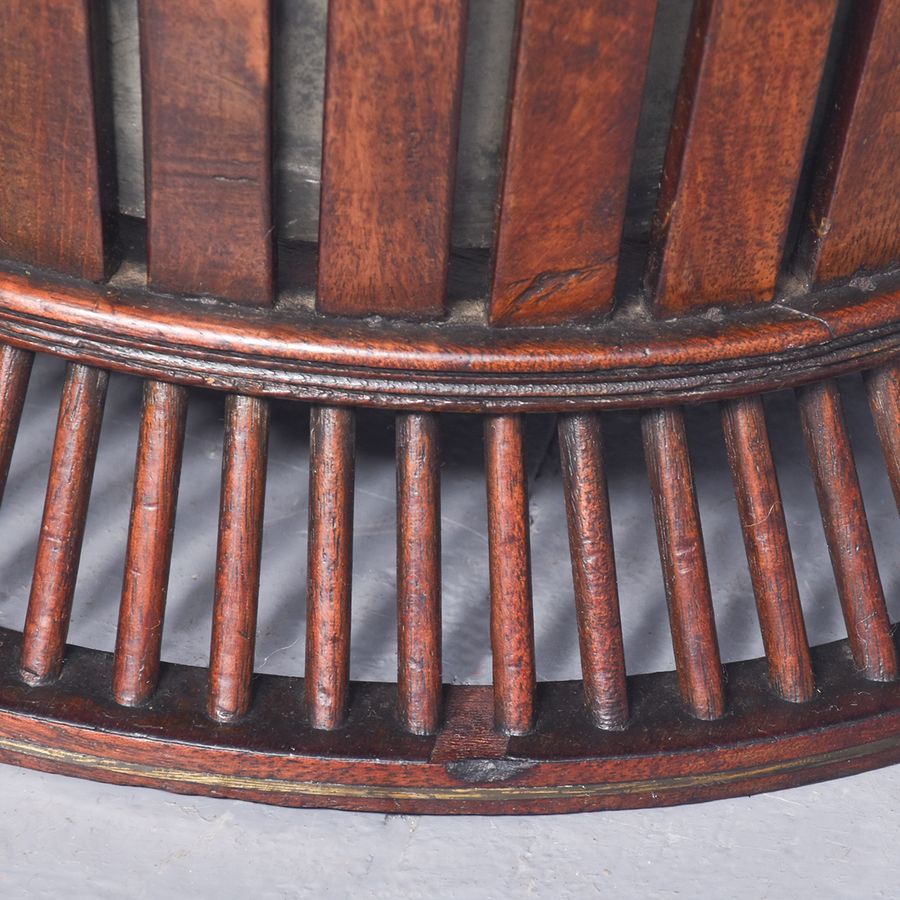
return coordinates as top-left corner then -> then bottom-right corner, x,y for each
642,407 -> 725,720
113,380 -> 188,707
20,363 -> 108,685
396,413 -> 442,735
207,394 -> 269,721
797,380 -> 897,682
484,415 -> 536,735
0,344 -> 34,506
864,363 -> 900,514
305,406 -> 355,730
721,396 -> 814,703
558,413 -> 628,728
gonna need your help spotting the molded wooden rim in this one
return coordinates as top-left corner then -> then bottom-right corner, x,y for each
0,627 -> 897,814
0,266 -> 897,411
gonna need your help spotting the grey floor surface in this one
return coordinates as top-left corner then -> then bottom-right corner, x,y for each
0,355 -> 897,898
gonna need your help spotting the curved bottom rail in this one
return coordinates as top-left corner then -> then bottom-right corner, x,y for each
0,628 -> 897,814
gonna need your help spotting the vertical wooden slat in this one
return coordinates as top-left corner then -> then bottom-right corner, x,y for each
0,345 -> 34,506
642,407 -> 725,720
305,406 -> 355,730
139,0 -> 274,305
396,413 -> 442,735
721,396 -> 814,703
484,415 -> 536,735
797,380 -> 897,682
317,0 -> 467,318
20,364 -> 108,685
113,380 -> 187,707
558,414 -> 629,728
864,363 -> 900,513
489,0 -> 657,326
646,0 -> 837,316
207,394 -> 269,721
0,0 -> 116,280
802,0 -> 900,283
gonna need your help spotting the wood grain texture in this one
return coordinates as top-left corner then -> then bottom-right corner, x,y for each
113,381 -> 187,707
139,0 -> 274,305
316,0 -> 467,318
20,364 -> 108,685
306,406 -> 355,729
721,396 -> 814,703
646,0 -> 837,316
484,415 -> 536,735
642,407 -> 725,720
0,345 -> 34,507
864,362 -> 900,513
797,380 -> 897,681
490,0 -> 657,326
802,0 -> 900,283
208,395 -> 269,721
396,414 -> 442,735
558,414 -> 628,728
0,0 -> 116,280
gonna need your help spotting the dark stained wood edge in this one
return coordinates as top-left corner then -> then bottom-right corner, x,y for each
642,407 -> 725,719
20,364 -> 108,685
721,396 -> 814,702
0,344 -> 34,506
797,380 -> 897,682
558,413 -> 629,728
207,395 -> 269,722
864,362 -> 900,513
305,406 -> 355,729
484,415 -> 536,734
396,413 -> 442,735
113,380 -> 187,707
0,267 -> 897,411
0,628 -> 896,814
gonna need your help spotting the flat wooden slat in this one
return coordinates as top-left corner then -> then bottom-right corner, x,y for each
305,406 -> 355,730
802,0 -> 900,283
0,345 -> 34,507
317,0 -> 467,318
396,413 -> 442,735
642,407 -> 725,720
484,415 -> 536,735
20,364 -> 108,685
721,396 -> 814,703
0,0 -> 116,280
558,414 -> 628,728
139,0 -> 274,305
207,394 -> 269,721
864,362 -> 900,513
646,0 -> 837,316
113,380 -> 187,707
797,380 -> 897,682
489,0 -> 657,326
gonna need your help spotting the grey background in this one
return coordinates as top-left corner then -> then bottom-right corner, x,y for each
0,356 -> 896,898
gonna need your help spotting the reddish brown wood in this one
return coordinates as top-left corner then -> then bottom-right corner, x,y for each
642,407 -> 725,720
484,415 -> 536,735
864,362 -> 900,512
139,0 -> 274,305
721,396 -> 814,703
113,380 -> 187,707
207,394 -> 269,721
306,406 -> 355,729
317,0 -> 467,318
396,413 -> 442,735
558,414 -> 628,728
0,0 -> 116,280
0,345 -> 34,506
646,0 -> 837,316
489,0 -> 657,326
19,364 -> 108,685
797,380 -> 897,681
803,0 -> 900,283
